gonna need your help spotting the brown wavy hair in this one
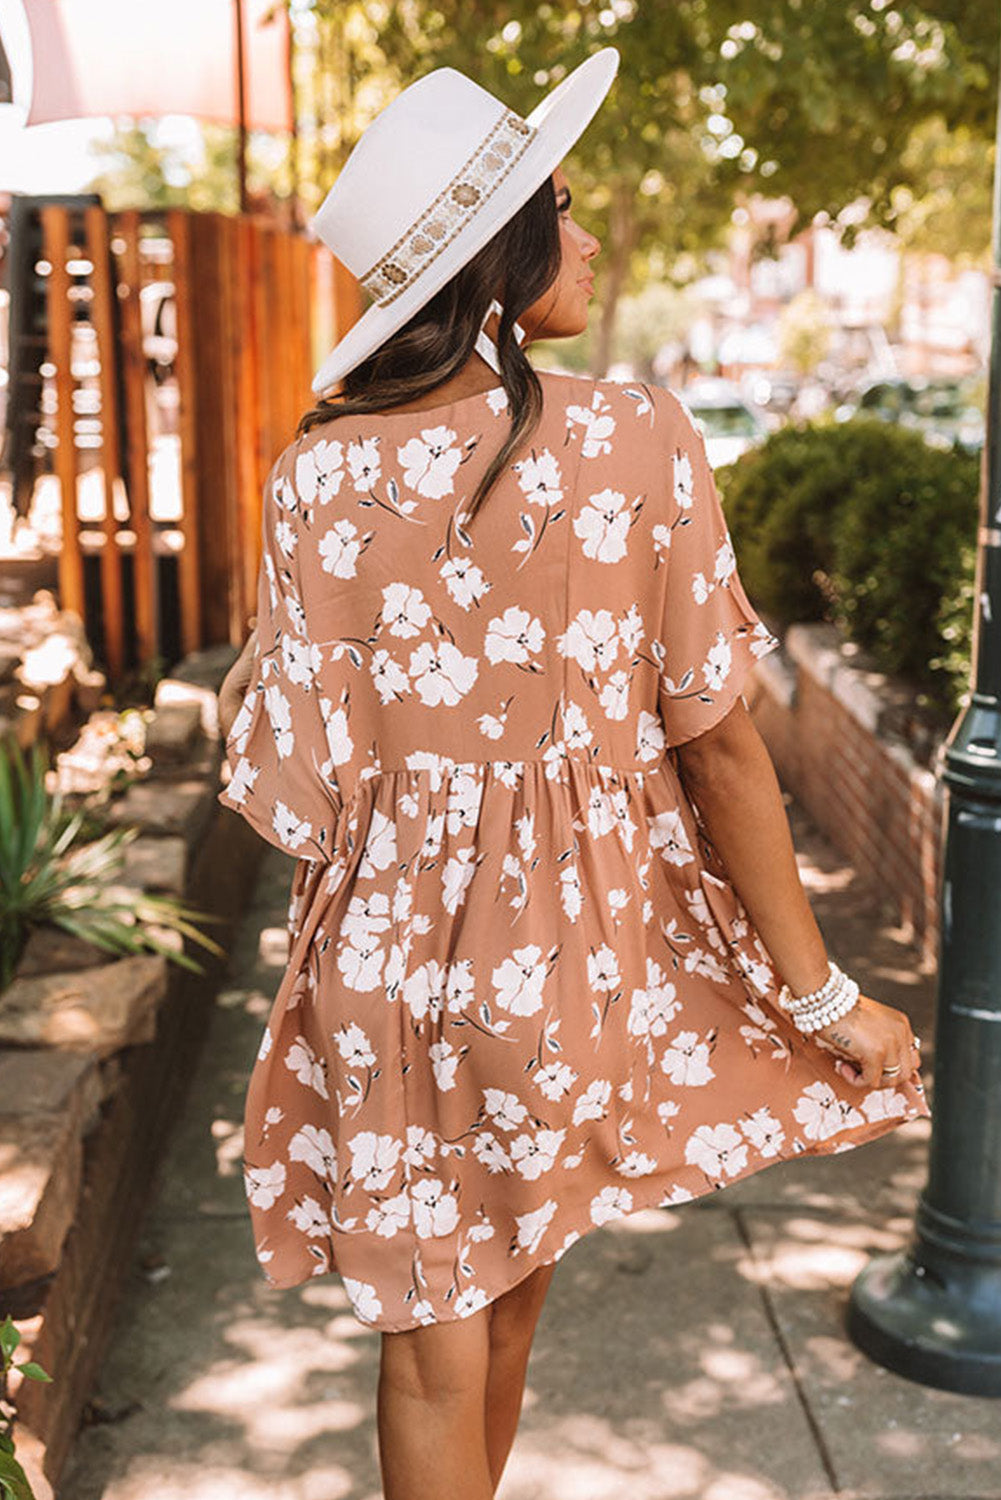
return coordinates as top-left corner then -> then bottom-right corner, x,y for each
296,173 -> 563,527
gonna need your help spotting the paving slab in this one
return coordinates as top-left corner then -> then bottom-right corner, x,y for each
738,1206 -> 1001,1499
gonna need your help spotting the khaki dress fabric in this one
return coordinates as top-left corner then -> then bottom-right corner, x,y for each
218,371 -> 930,1332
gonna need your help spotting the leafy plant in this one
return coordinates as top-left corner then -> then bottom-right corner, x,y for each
0,1315 -> 52,1500
717,416 -> 980,717
0,737 -> 227,991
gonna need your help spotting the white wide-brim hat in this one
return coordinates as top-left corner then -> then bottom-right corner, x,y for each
309,47 -> 620,396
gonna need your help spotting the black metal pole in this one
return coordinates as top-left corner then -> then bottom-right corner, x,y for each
845,38 -> 1001,1397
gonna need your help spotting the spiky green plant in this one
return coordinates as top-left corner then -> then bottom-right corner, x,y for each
0,1315 -> 51,1500
0,736 -> 227,992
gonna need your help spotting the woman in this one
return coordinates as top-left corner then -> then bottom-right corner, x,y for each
217,49 -> 928,1500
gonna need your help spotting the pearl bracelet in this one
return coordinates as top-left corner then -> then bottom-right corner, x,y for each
777,960 -> 861,1035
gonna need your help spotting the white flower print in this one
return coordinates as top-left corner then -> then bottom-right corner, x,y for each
318,518 -> 362,578
590,1185 -> 633,1225
561,698 -> 594,750
616,1151 -> 658,1178
493,946 -> 548,1016
661,1030 -> 716,1087
794,1081 -> 866,1141
334,1024 -> 375,1070
684,1122 -> 749,1179
574,488 -> 631,564
348,1131 -> 403,1192
370,649 -> 411,705
740,1108 -> 786,1157
342,1277 -> 383,1323
557,609 -> 619,674
284,1035 -> 329,1099
483,1088 -> 528,1132
455,1286 -> 490,1318
245,1160 -> 286,1209
446,959 -> 476,1014
599,670 -> 631,721
573,1078 -> 612,1126
365,1192 -> 410,1239
429,1039 -> 460,1092
514,1199 -> 558,1254
648,808 -> 695,867
320,696 -> 353,768
486,386 -> 510,416
263,683 -> 294,759
442,846 -> 477,915
566,392 -> 616,457
403,960 -> 446,1023
382,582 -> 432,638
636,709 -> 666,763
295,440 -> 344,507
409,640 -> 479,707
673,449 -> 694,509
509,1128 -> 565,1180
472,1130 -> 512,1174
860,1087 -> 909,1122
347,437 -> 381,492
703,631 -> 733,692
403,1126 -> 437,1169
287,1196 -> 330,1237
398,426 -> 462,498
628,960 -> 681,1038
337,935 -> 386,993
282,632 -> 322,688
441,555 -> 491,611
484,606 -> 546,666
534,1060 -> 578,1101
356,809 -> 398,881
514,449 -> 563,507
288,1124 -> 338,1179
587,945 -> 621,994
412,1178 -> 460,1238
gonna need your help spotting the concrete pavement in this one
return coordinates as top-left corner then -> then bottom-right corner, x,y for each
58,792 -> 1001,1500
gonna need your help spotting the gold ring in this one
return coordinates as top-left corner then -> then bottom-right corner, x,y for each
881,1064 -> 902,1076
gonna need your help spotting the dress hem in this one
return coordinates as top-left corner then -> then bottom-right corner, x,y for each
250,1093 -> 931,1333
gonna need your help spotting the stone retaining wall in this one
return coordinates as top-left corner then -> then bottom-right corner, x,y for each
0,643 -> 261,1498
749,621 -> 946,972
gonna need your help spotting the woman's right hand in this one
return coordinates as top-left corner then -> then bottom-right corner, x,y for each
811,991 -> 922,1089
218,617 -> 259,742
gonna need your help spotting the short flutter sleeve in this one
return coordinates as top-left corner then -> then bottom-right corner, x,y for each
216,451 -> 343,862
654,392 -> 780,748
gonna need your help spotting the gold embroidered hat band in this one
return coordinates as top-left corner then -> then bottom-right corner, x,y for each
308,48 -> 619,396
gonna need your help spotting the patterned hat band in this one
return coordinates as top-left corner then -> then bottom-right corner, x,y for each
359,109 -> 539,308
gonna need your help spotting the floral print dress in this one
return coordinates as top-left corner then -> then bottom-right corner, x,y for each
217,370 -> 930,1332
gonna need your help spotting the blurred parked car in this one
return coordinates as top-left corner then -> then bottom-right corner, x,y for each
676,377 -> 770,468
835,374 -> 985,452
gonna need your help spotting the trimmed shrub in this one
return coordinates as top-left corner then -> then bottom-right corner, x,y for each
717,416 -> 980,715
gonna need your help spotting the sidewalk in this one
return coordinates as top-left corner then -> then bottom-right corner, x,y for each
57,792 -> 1001,1500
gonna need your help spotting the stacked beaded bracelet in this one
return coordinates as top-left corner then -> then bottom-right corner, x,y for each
776,959 -> 861,1035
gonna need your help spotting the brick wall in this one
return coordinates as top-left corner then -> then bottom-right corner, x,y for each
748,622 -> 945,971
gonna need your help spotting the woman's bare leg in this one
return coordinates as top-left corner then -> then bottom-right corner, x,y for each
484,1263 -> 556,1492
377,1308 -> 493,1500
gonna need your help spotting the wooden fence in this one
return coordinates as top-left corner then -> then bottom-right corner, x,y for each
30,204 -> 362,682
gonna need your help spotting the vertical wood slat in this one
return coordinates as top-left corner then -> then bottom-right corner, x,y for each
250,223 -> 276,513
188,213 -> 231,644
116,210 -> 157,668
231,214 -> 261,629
41,207 -> 86,620
83,206 -> 126,681
167,210 -> 203,656
292,235 -> 312,404
215,213 -> 244,642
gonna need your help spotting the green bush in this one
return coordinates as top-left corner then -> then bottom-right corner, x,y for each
717,416 -> 980,716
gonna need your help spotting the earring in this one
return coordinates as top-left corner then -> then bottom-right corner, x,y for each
475,297 -> 526,375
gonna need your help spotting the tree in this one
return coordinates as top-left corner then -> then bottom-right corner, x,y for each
318,0 -> 998,372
